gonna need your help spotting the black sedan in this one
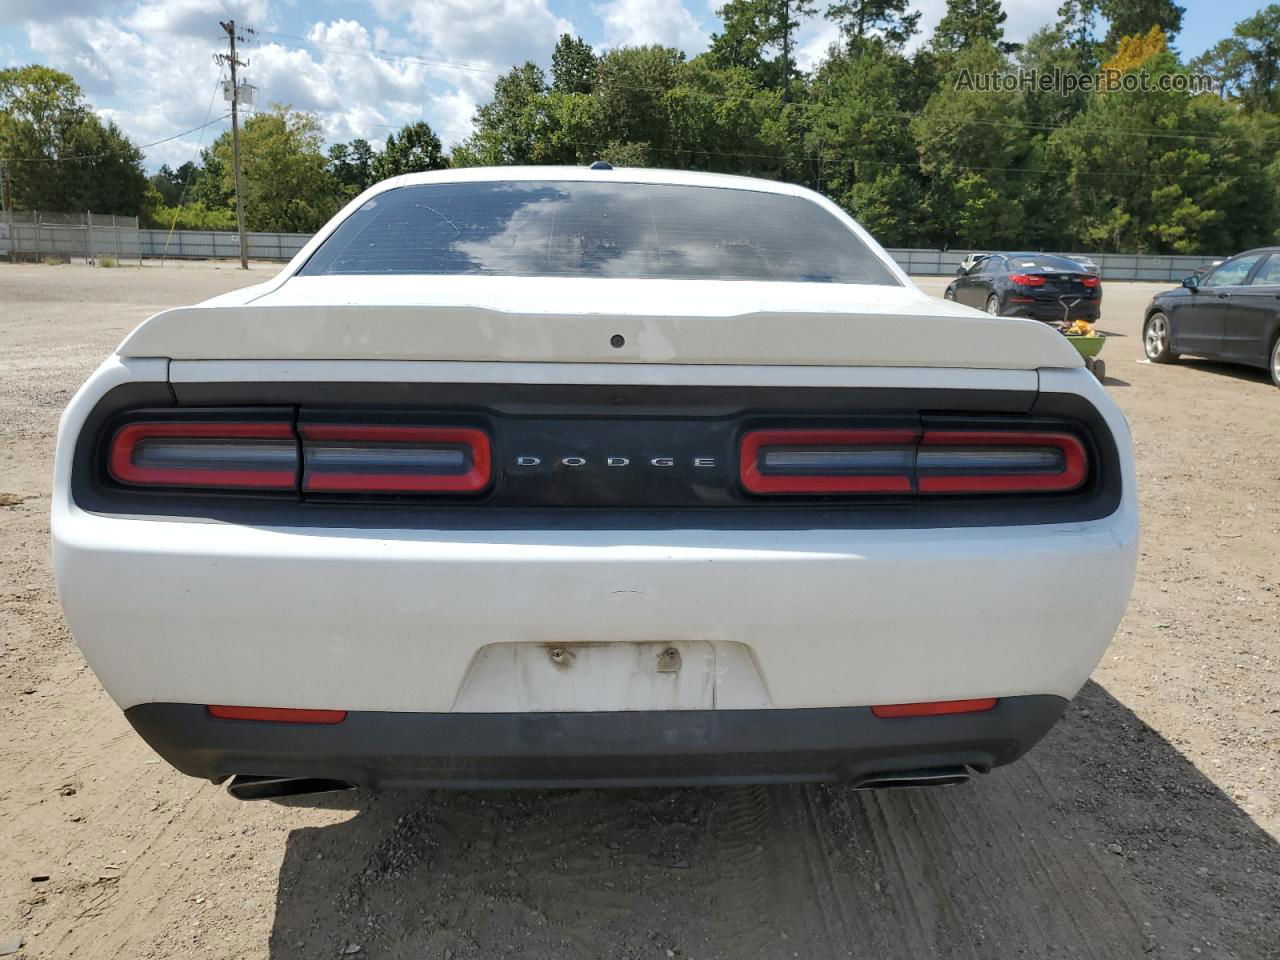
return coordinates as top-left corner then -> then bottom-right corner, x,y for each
944,253 -> 1102,323
1143,246 -> 1280,388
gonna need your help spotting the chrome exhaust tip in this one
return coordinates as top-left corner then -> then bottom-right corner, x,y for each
853,766 -> 971,790
226,774 -> 356,801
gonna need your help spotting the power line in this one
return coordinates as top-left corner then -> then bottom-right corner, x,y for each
0,114 -> 230,164
161,71 -> 227,263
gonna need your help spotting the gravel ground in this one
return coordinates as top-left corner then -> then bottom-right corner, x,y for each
0,262 -> 1276,960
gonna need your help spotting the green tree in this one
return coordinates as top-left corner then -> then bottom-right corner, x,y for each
1098,0 -> 1184,47
825,0 -> 921,51
372,122 -> 446,180
551,34 -> 597,94
809,44 -> 928,244
707,0 -> 816,96
1046,50 -> 1274,253
913,41 -> 1031,247
143,199 -> 237,231
932,0 -> 1014,55
328,138 -> 375,195
1018,25 -> 1097,127
453,62 -> 548,166
149,161 -> 201,206
593,46 -> 685,158
0,65 -> 148,215
1056,0 -> 1102,56
1192,5 -> 1280,111
208,104 -> 339,232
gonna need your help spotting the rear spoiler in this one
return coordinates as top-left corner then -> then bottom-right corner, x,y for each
117,303 -> 1084,370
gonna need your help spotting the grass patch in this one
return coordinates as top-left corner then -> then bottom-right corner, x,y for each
98,255 -> 118,268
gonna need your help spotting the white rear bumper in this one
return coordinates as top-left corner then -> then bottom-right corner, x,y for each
54,510 -> 1136,712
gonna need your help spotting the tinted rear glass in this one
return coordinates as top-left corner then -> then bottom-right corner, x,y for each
1006,255 -> 1091,273
298,180 -> 900,285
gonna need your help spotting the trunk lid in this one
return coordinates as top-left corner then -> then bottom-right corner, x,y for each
117,275 -> 1083,370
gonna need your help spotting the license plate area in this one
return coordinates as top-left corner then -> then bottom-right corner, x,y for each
454,641 -> 718,712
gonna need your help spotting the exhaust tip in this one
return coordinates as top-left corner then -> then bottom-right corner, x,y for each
853,766 -> 971,790
226,774 -> 356,801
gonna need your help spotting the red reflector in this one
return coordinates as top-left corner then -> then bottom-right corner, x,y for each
1080,275 -> 1100,288
300,424 -> 491,493
871,698 -> 998,718
740,428 -> 918,494
208,705 -> 347,724
917,431 -> 1087,494
109,421 -> 297,489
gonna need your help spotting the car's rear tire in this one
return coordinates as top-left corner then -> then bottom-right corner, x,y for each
1270,334 -> 1280,388
986,295 -> 1001,316
1144,312 -> 1178,363
944,287 -> 956,301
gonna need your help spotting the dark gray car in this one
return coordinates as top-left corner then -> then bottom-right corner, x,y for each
945,253 -> 1102,323
1142,247 -> 1280,388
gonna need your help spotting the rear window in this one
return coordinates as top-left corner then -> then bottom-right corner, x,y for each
1007,255 -> 1091,273
298,180 -> 900,285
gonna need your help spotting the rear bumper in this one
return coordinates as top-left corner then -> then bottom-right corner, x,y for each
125,697 -> 1068,789
1006,300 -> 1100,322
56,514 -> 1137,712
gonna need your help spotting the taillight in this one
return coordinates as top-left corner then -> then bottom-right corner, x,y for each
108,420 -> 297,489
106,413 -> 491,495
738,428 -> 1087,496
299,424 -> 491,493
1080,275 -> 1100,288
916,431 -> 1086,493
1008,273 -> 1046,287
740,428 -> 917,494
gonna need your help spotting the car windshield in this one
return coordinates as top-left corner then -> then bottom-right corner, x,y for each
1006,255 -> 1092,273
298,180 -> 901,285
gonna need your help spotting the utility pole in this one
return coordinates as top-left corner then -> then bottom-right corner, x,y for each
216,20 -> 249,270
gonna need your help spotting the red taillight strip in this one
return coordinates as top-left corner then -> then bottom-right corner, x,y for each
917,431 -> 1086,494
109,421 -> 297,489
871,698 -> 998,718
299,424 -> 491,493
740,428 -> 918,494
208,705 -> 347,724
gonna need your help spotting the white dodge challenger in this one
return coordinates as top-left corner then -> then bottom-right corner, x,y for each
52,166 -> 1137,799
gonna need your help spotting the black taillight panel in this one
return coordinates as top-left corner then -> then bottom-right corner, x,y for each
73,382 -> 1119,529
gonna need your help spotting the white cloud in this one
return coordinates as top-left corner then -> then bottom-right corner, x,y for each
0,0 -> 112,23
18,4 -> 486,170
126,0 -> 270,38
247,20 -> 441,145
371,0 -> 572,69
796,19 -> 840,71
25,15 -> 228,167
592,0 -> 708,53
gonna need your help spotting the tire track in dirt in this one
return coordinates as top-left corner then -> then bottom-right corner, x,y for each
705,785 -> 773,960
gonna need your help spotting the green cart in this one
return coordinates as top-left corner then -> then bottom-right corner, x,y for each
1065,333 -> 1107,380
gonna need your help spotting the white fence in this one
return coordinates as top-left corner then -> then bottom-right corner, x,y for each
2,212 -> 142,262
2,218 -> 1220,282
137,229 -> 309,261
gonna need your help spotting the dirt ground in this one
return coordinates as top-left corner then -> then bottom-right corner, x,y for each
0,261 -> 1276,960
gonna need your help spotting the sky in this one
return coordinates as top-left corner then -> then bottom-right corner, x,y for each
0,0 -> 1262,172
